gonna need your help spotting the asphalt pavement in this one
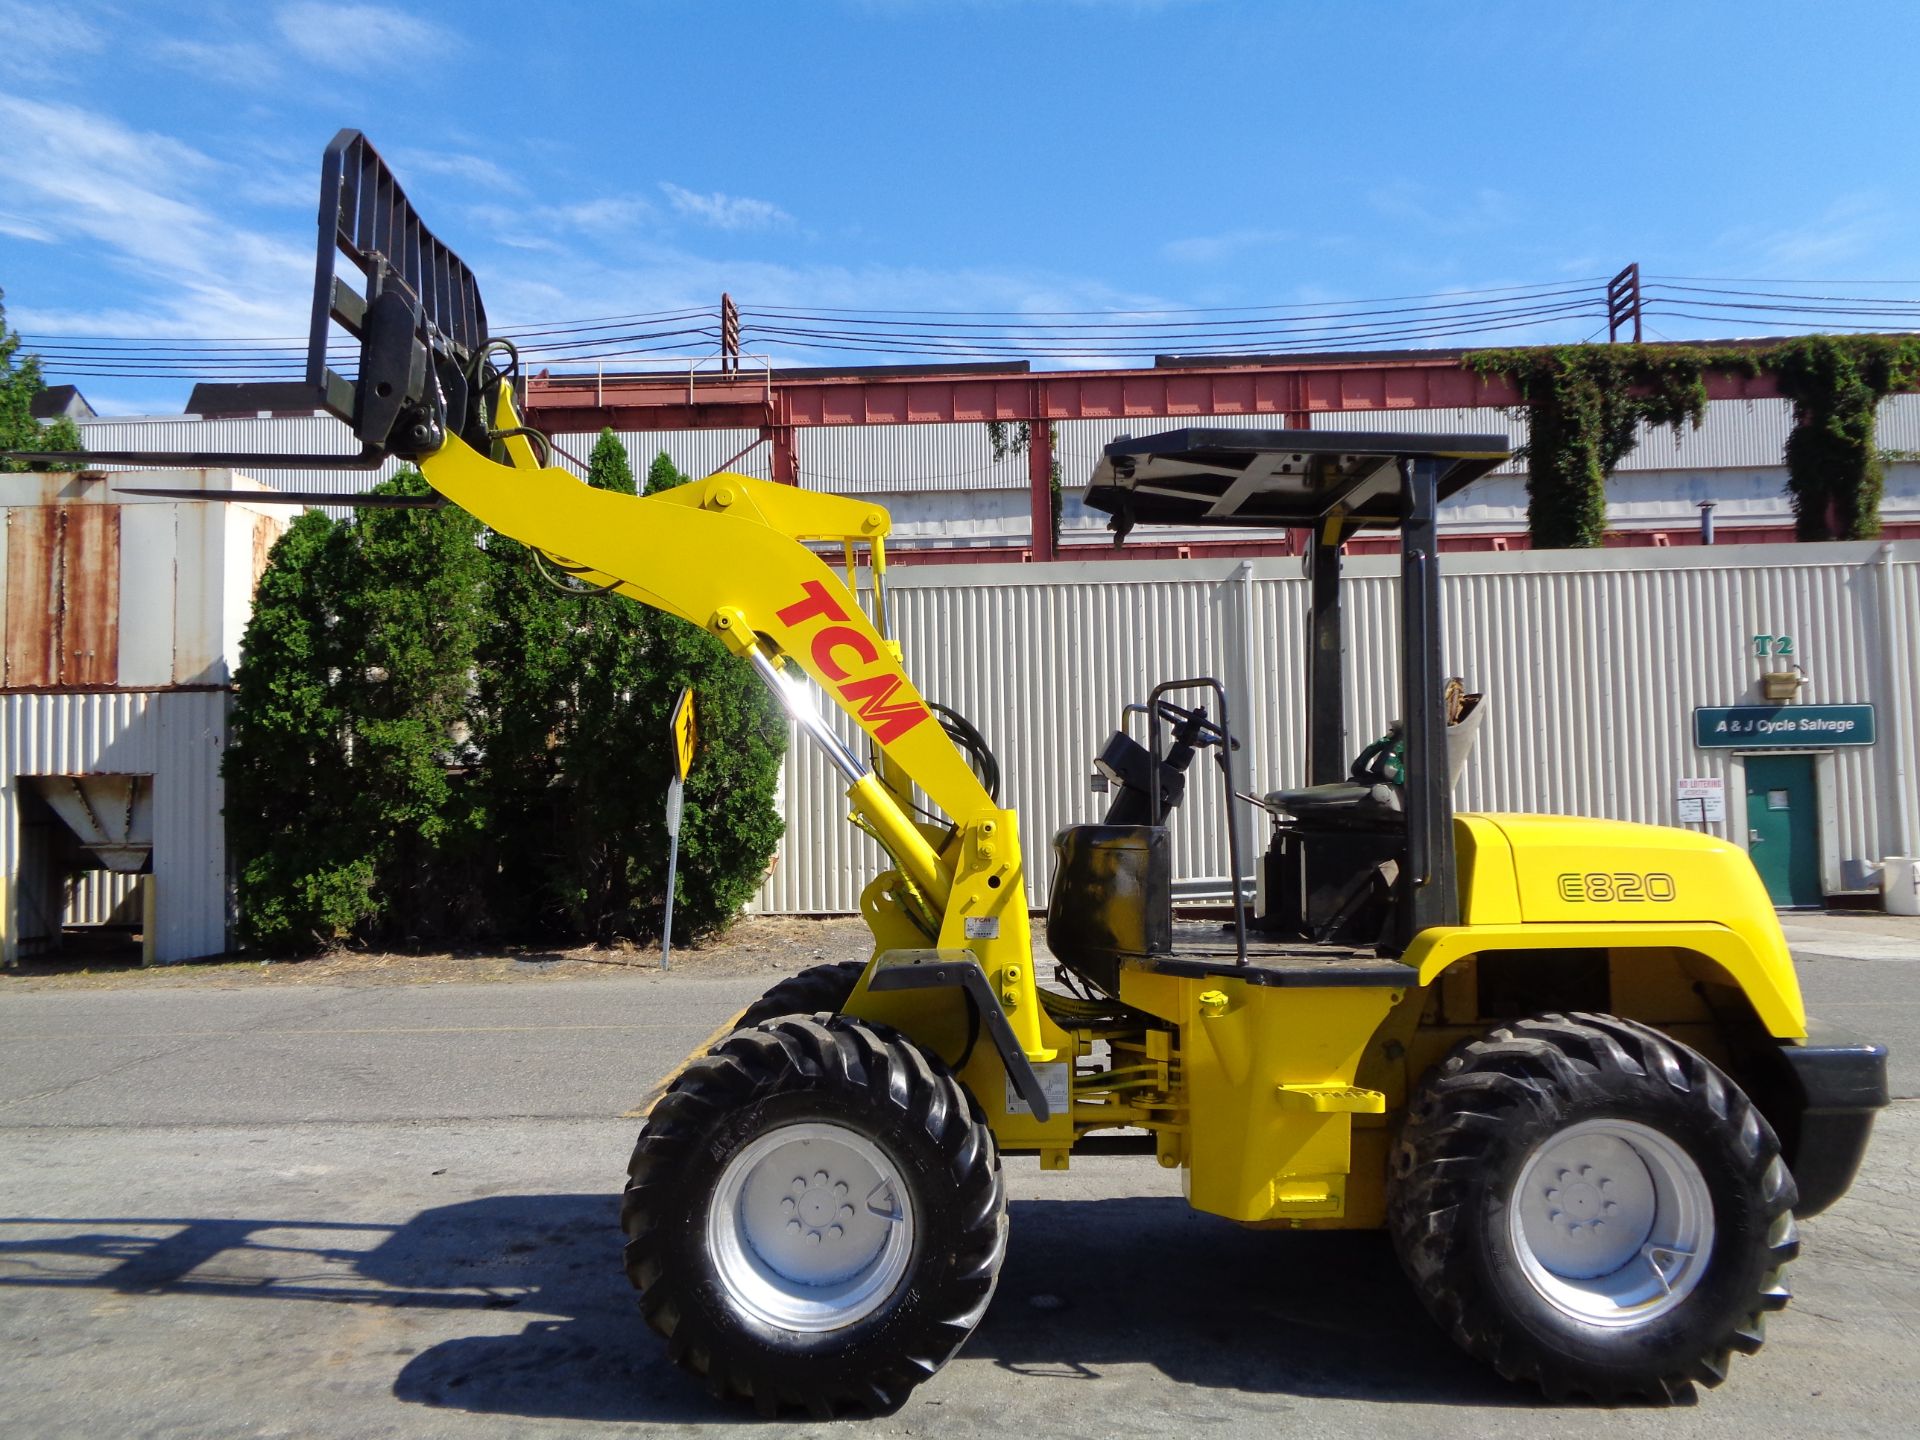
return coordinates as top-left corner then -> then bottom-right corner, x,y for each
1,944 -> 1916,1438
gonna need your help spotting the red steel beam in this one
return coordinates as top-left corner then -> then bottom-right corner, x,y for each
524,355 -> 1787,434
522,353 -> 1794,561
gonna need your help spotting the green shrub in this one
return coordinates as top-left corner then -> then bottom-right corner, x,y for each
227,434 -> 786,953
226,471 -> 488,952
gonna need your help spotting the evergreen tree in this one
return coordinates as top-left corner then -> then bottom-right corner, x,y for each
1,289 -> 82,470
231,436 -> 786,954
469,434 -> 785,945
226,469 -> 488,951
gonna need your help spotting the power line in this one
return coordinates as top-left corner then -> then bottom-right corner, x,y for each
746,276 -> 1614,317
26,271 -> 1920,386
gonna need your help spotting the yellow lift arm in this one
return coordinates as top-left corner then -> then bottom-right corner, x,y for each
422,398 -> 1069,1111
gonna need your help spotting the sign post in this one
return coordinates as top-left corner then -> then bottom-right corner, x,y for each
1675,777 -> 1726,826
661,687 -> 700,971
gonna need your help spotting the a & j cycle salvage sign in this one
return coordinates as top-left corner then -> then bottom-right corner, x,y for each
1693,704 -> 1876,748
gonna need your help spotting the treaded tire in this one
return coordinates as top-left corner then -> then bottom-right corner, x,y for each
736,961 -> 867,1030
1388,1012 -> 1798,1403
621,1014 -> 1007,1417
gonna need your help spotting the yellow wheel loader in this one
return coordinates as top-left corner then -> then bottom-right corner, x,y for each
52,132 -> 1887,1418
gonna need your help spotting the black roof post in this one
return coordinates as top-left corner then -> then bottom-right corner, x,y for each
1398,455 -> 1458,947
1306,513 -> 1346,788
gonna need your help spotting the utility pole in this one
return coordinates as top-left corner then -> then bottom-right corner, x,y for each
1607,264 -> 1642,344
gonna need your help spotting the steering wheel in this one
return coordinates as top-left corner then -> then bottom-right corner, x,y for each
1154,700 -> 1237,751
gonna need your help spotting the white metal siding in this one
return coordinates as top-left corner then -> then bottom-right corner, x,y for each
2,690 -> 230,963
77,398 -> 1920,539
65,869 -> 141,927
796,424 -> 1029,495
755,541 -> 1920,912
78,414 -> 406,517
1306,394 -> 1919,476
583,429 -> 769,484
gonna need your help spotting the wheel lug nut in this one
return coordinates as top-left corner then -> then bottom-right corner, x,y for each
806,1231 -> 822,1246
829,1225 -> 844,1239
786,1220 -> 801,1234
781,1197 -> 796,1214
792,1177 -> 806,1192
813,1171 -> 829,1186
839,1204 -> 855,1219
835,1182 -> 849,1198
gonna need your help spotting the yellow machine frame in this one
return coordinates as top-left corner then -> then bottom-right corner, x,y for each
421,397 -> 1811,1230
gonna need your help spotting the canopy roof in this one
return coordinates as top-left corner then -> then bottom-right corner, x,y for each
1085,428 -> 1510,532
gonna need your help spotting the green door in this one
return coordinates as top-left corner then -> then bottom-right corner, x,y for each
1744,754 -> 1822,908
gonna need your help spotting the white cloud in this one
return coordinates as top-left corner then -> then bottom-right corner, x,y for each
660,182 -> 791,231
1162,228 -> 1290,265
275,3 -> 451,70
0,97 -> 313,337
559,196 -> 655,233
390,148 -> 524,194
152,36 -> 282,86
0,209 -> 56,243
463,195 -> 656,248
0,1 -> 104,79
1367,181 -> 1523,237
1715,195 -> 1892,274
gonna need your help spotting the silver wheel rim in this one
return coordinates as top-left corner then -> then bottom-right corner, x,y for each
706,1122 -> 916,1332
1507,1117 -> 1715,1327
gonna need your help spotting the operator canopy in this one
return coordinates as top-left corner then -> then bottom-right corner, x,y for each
1086,428 -> 1510,534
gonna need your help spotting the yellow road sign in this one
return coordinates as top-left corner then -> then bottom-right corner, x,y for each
670,686 -> 699,781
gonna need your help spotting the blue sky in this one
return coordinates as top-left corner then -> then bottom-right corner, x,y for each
1,0 -> 1916,415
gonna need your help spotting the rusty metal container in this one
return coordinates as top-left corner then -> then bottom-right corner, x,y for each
0,470 -> 288,964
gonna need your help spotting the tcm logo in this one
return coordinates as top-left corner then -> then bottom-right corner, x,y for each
775,581 -> 931,744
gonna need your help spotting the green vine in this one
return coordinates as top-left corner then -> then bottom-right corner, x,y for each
1467,337 -> 1920,547
1464,345 -> 1755,548
986,420 -> 1062,547
1767,335 -> 1920,540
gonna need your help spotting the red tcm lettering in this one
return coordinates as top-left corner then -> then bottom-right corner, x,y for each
774,580 -> 930,744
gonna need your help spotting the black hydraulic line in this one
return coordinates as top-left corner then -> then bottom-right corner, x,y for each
929,702 -> 1000,803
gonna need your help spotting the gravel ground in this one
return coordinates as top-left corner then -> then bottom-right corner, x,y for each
1,915 -> 874,992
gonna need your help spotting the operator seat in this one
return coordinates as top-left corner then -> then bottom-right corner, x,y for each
1266,692 -> 1486,820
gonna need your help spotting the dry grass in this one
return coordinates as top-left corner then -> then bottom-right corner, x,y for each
2,915 -> 873,992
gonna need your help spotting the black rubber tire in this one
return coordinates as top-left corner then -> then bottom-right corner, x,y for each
1388,1012 -> 1799,1403
621,1014 -> 1007,1417
735,960 -> 867,1030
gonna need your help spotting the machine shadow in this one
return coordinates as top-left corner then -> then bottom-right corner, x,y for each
969,1193 -> 1530,1406
394,1192 -> 1542,1418
0,1191 -> 1546,1424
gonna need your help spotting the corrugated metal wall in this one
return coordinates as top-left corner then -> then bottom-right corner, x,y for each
1,690 -> 229,963
80,396 -> 1920,536
65,869 -> 141,927
755,540 -> 1920,912
77,415 -> 408,519
1304,395 -> 1917,474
